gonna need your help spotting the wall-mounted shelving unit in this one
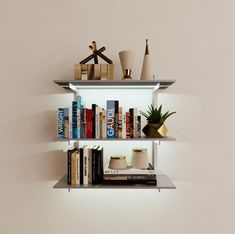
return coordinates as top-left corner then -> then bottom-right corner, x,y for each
53,79 -> 176,192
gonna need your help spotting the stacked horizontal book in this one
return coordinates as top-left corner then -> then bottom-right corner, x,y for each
103,164 -> 157,185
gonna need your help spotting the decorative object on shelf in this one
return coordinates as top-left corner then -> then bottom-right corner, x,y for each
140,105 -> 176,138
131,148 -> 149,169
140,39 -> 153,81
74,41 -> 114,80
108,156 -> 128,169
119,50 -> 135,80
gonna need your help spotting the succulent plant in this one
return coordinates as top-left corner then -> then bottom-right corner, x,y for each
140,104 -> 176,124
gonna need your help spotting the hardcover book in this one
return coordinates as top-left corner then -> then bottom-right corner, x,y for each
72,101 -> 78,138
118,107 -> 122,138
106,100 -> 115,138
64,108 -> 69,139
57,108 -> 64,139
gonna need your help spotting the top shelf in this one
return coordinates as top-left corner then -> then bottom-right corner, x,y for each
53,80 -> 175,91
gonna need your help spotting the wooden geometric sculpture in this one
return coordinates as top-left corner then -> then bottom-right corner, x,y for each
74,41 -> 114,80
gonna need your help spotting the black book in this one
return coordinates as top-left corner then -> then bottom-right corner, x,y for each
67,147 -> 76,184
79,145 -> 87,185
96,146 -> 104,184
103,180 -> 157,185
92,104 -> 98,138
92,146 -> 99,184
129,108 -> 134,138
114,101 -> 119,138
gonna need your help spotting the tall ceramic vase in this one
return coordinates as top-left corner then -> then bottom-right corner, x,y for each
119,50 -> 135,80
140,39 -> 153,80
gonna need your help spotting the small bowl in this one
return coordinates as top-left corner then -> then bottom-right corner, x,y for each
108,156 -> 127,169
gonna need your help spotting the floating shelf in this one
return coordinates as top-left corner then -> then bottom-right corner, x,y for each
54,79 -> 175,91
53,174 -> 176,190
56,136 -> 176,142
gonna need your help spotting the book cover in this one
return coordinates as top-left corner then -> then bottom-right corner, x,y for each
103,179 -> 156,185
106,100 -> 115,138
118,107 -> 122,138
103,174 -> 156,181
92,104 -> 98,138
57,108 -> 64,139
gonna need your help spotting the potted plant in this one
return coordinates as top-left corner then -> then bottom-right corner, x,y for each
140,105 -> 176,138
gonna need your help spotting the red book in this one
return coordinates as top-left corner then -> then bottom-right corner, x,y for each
126,112 -> 130,139
86,109 -> 92,138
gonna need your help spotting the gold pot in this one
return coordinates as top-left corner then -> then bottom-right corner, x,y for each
142,123 -> 168,138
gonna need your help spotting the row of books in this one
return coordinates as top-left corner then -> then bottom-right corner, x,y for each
57,96 -> 142,139
103,164 -> 157,185
67,145 -> 103,185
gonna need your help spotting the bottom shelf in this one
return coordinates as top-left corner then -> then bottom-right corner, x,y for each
53,175 -> 176,190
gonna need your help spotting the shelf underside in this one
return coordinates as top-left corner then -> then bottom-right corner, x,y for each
53,175 -> 176,190
54,80 -> 175,90
57,136 -> 176,142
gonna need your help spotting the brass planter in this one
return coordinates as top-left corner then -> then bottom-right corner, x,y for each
142,123 -> 168,138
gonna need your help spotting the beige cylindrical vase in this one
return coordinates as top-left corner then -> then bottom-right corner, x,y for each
140,39 -> 153,80
119,50 -> 135,80
131,148 -> 149,169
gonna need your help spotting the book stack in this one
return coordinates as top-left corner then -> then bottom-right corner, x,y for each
57,96 -> 142,139
67,145 -> 103,185
103,164 -> 157,185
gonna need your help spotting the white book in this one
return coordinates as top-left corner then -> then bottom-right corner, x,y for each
102,110 -> 106,139
83,146 -> 89,184
76,151 -> 80,184
133,108 -> 138,138
122,113 -> 126,139
104,166 -> 156,175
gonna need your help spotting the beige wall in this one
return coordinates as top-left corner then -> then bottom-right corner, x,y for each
0,0 -> 235,233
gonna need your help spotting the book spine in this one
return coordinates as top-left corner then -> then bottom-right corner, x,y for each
92,148 -> 97,184
118,107 -> 122,138
71,151 -> 77,185
126,112 -> 130,139
99,111 -> 103,139
96,148 -> 104,184
95,108 -> 100,139
104,175 -> 156,180
57,108 -> 64,139
72,101 -> 78,138
83,147 -> 88,185
103,180 -> 156,185
122,113 -> 126,139
79,147 -> 84,185
86,109 -> 92,138
92,104 -> 97,138
83,108 -> 87,138
80,108 -> 84,138
88,147 -> 93,184
67,150 -> 72,184
106,101 -> 115,138
129,108 -> 134,138
102,111 -> 106,139
115,101 -> 119,138
133,108 -> 138,138
64,108 -> 69,139
77,96 -> 83,138
69,106 -> 73,139
76,151 -> 80,184
137,115 -> 141,138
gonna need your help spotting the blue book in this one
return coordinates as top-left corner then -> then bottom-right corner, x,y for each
57,108 -> 64,139
77,96 -> 83,138
106,100 -> 115,138
72,101 -> 78,138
